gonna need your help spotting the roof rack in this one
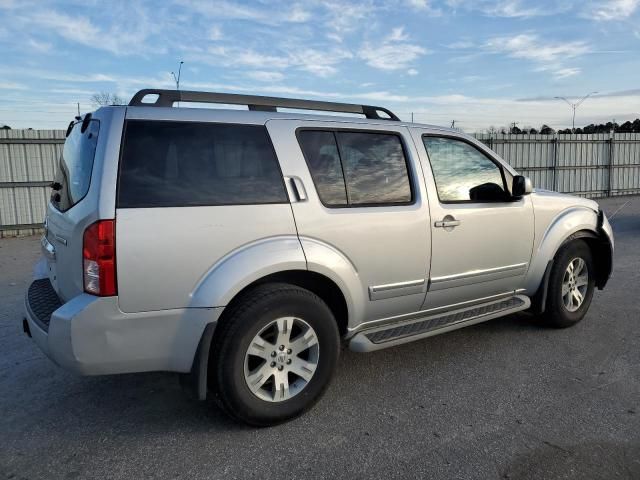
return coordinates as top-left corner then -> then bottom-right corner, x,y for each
128,89 -> 400,121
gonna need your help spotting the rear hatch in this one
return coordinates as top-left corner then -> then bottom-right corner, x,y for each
44,116 -> 101,301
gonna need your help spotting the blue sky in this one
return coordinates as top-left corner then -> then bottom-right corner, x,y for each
1,0 -> 639,131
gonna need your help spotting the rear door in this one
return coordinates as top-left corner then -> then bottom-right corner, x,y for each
410,129 -> 534,308
267,119 -> 431,324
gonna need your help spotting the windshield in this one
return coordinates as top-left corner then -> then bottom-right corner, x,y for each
52,119 -> 100,211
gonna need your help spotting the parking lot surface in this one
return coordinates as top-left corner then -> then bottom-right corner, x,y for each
1,196 -> 639,480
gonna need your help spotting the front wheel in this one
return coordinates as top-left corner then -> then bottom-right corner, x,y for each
210,283 -> 340,426
541,239 -> 596,328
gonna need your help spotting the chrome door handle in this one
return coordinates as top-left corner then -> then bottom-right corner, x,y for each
434,217 -> 461,228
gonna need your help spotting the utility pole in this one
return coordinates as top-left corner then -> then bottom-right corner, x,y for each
450,120 -> 456,129
411,112 -> 414,122
77,102 -> 80,116
554,92 -> 598,132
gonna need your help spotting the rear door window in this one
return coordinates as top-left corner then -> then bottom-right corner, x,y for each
118,121 -> 287,208
298,129 -> 412,207
52,119 -> 100,212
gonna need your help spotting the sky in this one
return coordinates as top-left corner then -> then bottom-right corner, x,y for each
1,0 -> 639,132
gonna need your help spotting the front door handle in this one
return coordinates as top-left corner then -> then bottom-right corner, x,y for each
434,216 -> 461,229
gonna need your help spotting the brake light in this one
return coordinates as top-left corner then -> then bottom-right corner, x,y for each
83,220 -> 117,296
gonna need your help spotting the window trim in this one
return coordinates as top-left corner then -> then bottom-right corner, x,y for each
421,134 -> 511,205
295,126 -> 416,209
116,119 -> 289,209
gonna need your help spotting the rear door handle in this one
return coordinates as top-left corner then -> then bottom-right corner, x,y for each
289,176 -> 307,202
434,216 -> 461,228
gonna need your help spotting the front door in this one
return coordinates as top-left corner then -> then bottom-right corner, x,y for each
411,130 -> 534,309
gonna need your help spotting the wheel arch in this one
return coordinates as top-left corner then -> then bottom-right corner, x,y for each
529,227 -> 613,314
217,270 -> 349,336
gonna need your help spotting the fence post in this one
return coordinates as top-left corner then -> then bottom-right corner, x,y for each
608,132 -> 614,197
552,133 -> 558,191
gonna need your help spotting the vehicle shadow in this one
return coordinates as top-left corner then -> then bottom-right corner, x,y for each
12,310 -> 545,436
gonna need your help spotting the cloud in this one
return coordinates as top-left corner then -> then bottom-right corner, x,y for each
246,71 -> 285,82
208,25 -> 223,41
584,0 -> 639,20
407,68 -> 419,75
359,26 -> 428,71
484,33 -> 589,79
25,8 -> 160,56
389,27 -> 409,42
446,0 -> 563,18
0,81 -> 27,90
177,0 -> 311,25
189,45 -> 352,78
405,0 -> 442,15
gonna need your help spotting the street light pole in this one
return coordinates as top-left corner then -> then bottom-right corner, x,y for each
171,61 -> 184,91
554,92 -> 598,132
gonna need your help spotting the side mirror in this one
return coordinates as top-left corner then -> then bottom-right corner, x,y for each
512,175 -> 532,198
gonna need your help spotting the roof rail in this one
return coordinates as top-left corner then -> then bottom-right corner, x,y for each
128,89 -> 400,121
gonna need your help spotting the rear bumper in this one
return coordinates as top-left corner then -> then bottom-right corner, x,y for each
24,279 -> 222,375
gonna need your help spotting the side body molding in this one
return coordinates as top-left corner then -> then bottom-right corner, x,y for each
524,206 -> 600,294
299,236 -> 364,329
189,236 -> 307,308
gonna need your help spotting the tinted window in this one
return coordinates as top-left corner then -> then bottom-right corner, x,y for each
297,131 -> 348,206
298,130 -> 412,207
118,121 -> 287,208
337,132 -> 411,205
53,119 -> 100,212
423,137 -> 505,202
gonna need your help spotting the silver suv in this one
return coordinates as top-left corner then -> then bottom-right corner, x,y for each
24,89 -> 614,426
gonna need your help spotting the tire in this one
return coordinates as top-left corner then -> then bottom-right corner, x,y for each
209,282 -> 340,426
541,239 -> 596,328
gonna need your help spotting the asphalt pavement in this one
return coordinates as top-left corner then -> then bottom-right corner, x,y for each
1,196 -> 638,479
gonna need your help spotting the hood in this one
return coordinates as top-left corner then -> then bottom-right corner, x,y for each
531,188 -> 599,212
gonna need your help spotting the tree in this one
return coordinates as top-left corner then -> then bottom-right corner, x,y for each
90,92 -> 126,107
1,124 -> 10,130
540,124 -> 555,135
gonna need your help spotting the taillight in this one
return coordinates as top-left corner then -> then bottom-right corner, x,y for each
83,220 -> 117,296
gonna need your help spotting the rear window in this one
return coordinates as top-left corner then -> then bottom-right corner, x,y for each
117,121 -> 287,208
52,119 -> 100,212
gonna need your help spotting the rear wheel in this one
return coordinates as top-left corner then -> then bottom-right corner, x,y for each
541,239 -> 595,328
210,283 -> 340,426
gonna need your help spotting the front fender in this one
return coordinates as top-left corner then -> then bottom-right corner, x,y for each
525,206 -> 599,294
189,236 -> 306,308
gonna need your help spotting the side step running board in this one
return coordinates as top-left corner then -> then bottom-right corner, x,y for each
349,295 -> 530,352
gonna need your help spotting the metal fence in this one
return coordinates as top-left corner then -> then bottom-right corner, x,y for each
475,133 -> 640,198
1,130 -> 640,237
0,129 -> 64,237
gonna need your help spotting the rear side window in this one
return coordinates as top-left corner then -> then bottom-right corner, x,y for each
298,130 -> 412,207
52,119 -> 100,212
118,121 -> 287,208
296,131 -> 347,206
